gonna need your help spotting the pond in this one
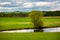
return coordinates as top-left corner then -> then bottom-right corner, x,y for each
1,27 -> 60,33
44,27 -> 60,32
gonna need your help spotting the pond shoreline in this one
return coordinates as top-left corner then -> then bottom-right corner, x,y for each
0,27 -> 60,32
0,26 -> 60,32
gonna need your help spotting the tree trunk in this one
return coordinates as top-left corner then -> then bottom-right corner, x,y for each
34,27 -> 43,32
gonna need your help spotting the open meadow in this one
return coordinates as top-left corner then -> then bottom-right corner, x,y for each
0,32 -> 60,40
0,17 -> 60,30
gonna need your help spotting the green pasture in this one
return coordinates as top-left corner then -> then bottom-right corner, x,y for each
0,17 -> 60,30
0,32 -> 60,40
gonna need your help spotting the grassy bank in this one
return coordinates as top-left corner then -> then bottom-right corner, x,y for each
0,17 -> 60,30
0,32 -> 60,40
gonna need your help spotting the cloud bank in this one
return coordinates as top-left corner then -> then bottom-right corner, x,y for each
0,0 -> 60,12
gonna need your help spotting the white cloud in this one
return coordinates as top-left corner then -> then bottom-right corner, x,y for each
23,2 -> 33,8
35,2 -> 51,6
48,6 -> 60,11
0,0 -> 60,11
23,1 -> 58,8
0,2 -> 11,5
46,1 -> 60,11
0,7 -> 12,9
23,2 -> 51,8
16,2 -> 22,4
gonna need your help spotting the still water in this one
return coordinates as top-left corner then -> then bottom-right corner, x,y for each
2,27 -> 60,32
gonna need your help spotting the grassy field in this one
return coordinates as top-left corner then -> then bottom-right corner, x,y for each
0,32 -> 60,40
0,17 -> 60,30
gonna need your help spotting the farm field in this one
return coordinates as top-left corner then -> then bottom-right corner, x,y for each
0,17 -> 60,30
0,32 -> 60,40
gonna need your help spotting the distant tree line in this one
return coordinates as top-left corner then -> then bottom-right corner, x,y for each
44,11 -> 60,16
0,11 -> 29,17
0,11 -> 60,17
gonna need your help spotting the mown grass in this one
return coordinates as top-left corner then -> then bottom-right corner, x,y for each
0,32 -> 60,40
43,18 -> 60,26
0,17 -> 60,30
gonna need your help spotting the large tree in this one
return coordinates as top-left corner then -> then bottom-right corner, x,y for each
29,10 -> 44,32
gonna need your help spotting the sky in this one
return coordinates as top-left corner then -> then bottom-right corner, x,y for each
0,0 -> 60,12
